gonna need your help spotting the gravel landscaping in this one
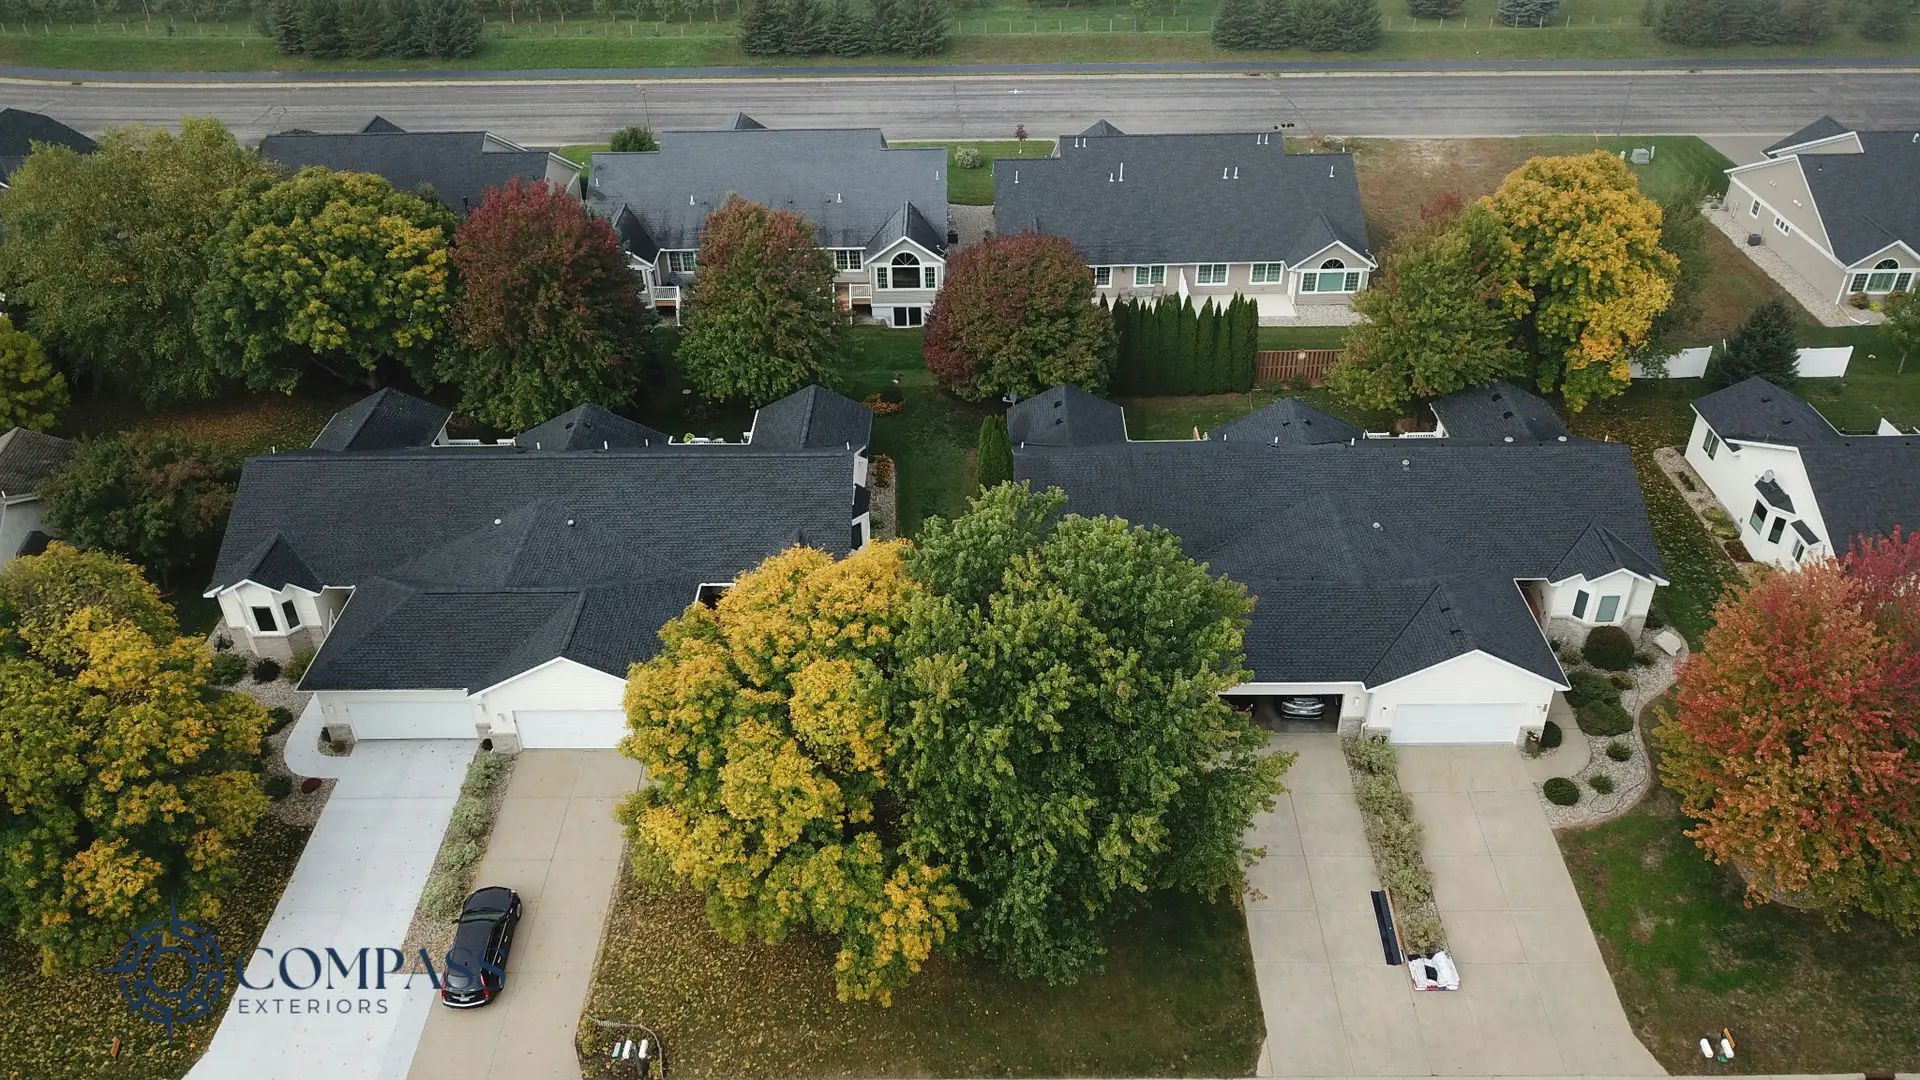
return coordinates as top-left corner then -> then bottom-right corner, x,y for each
1535,630 -> 1682,829
1705,205 -> 1881,329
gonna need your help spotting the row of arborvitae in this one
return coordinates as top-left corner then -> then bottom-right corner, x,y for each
739,0 -> 948,56
1652,0 -> 1909,45
1344,736 -> 1446,955
259,0 -> 482,59
1108,295 -> 1260,397
1211,0 -> 1382,50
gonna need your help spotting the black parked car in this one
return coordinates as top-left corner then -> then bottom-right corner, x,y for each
441,886 -> 521,1008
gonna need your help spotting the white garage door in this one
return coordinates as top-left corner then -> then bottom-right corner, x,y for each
1391,703 -> 1529,745
345,701 -> 477,740
515,710 -> 628,749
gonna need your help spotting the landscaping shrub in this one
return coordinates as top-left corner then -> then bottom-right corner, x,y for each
285,648 -> 315,683
870,453 -> 895,488
461,753 -> 508,799
419,874 -> 466,920
266,705 -> 296,733
1109,294 -> 1258,395
440,838 -> 481,874
1366,813 -> 1424,863
264,775 -> 293,800
609,125 -> 659,153
1636,648 -> 1660,666
1577,698 -> 1634,737
252,657 -> 283,682
1381,860 -> 1434,905
953,146 -> 985,169
1607,740 -> 1633,762
1644,606 -> 1666,631
209,652 -> 248,686
1540,719 -> 1563,749
1609,671 -> 1635,689
1543,777 -> 1580,805
1356,773 -> 1412,819
1582,625 -> 1636,670
1590,774 -> 1616,795
1345,734 -> 1398,776
1565,669 -> 1620,709
1398,910 -> 1445,955
447,799 -> 489,841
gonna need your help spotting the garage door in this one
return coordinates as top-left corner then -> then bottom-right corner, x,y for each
345,701 -> 477,740
1391,703 -> 1529,745
515,710 -> 628,749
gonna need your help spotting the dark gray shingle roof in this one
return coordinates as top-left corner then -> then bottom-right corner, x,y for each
1765,116 -> 1850,156
1014,407 -> 1664,687
1007,384 -> 1128,447
1430,380 -> 1571,443
0,427 -> 75,499
992,133 -> 1371,267
0,108 -> 94,180
1692,377 -> 1841,446
515,405 -> 668,450
260,129 -> 569,214
1795,131 -> 1920,263
586,126 -> 947,258
749,386 -> 873,451
310,388 -> 451,451
1755,475 -> 1795,512
359,115 -> 406,134
1211,398 -> 1362,446
862,201 -> 947,260
728,112 -> 766,130
1078,119 -> 1125,137
1800,440 -> 1920,554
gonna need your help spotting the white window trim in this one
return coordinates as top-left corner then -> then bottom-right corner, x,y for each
1250,262 -> 1284,284
1702,429 -> 1720,459
1196,263 -> 1228,286
833,249 -> 864,272
1749,198 -> 1761,217
1134,265 -> 1166,287
1593,594 -> 1622,624
1092,266 -> 1112,288
1773,215 -> 1793,237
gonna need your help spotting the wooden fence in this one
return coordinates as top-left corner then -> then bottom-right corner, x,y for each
1254,349 -> 1342,386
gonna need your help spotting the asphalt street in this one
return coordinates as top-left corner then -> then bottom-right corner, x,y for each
4,68 -> 1920,145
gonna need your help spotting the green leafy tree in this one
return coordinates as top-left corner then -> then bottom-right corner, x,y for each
895,484 -> 1290,983
1636,185 -> 1712,367
0,549 -> 270,972
199,167 -> 456,393
1709,299 -> 1800,389
440,178 -> 657,430
1884,288 -> 1920,369
1328,207 -> 1522,411
617,543 -> 963,1004
38,436 -> 237,588
0,316 -> 67,432
1859,0 -> 1908,38
1482,151 -> 1678,411
975,415 -> 1013,490
677,196 -> 841,406
0,118 -> 272,405
923,232 -> 1116,402
0,542 -> 177,663
609,125 -> 659,152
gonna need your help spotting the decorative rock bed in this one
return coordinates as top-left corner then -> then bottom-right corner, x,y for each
1535,630 -> 1684,829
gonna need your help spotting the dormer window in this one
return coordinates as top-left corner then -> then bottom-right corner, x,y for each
282,600 -> 302,629
695,583 -> 732,608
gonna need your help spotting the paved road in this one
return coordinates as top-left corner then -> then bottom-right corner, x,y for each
6,69 -> 1920,144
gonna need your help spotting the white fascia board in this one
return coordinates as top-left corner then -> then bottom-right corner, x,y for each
1291,239 -> 1376,270
1845,239 -> 1920,269
202,578 -> 329,600
469,655 -> 626,699
1366,649 -> 1569,694
864,234 -> 944,268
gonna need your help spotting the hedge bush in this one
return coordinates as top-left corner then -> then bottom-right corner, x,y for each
953,146 -> 984,169
209,652 -> 248,686
285,648 -> 315,683
1109,294 -> 1258,396
1606,740 -> 1633,762
1609,671 -> 1635,689
1577,698 -> 1634,737
1582,625 -> 1637,671
252,657 -> 283,683
266,705 -> 296,733
1589,774 -> 1616,795
1399,910 -> 1445,955
1540,719 -> 1563,749
1356,773 -> 1412,819
1566,668 -> 1620,709
1543,777 -> 1580,805
264,775 -> 293,800
1346,735 -> 1398,776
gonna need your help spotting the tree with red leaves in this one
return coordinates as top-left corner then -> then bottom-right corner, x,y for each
923,233 -> 1115,403
440,178 -> 656,430
1658,529 -> 1920,930
676,196 -> 840,407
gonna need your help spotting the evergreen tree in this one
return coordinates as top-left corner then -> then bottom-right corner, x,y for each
415,0 -> 481,57
975,415 -> 1013,490
895,0 -> 950,54
1859,0 -> 1907,38
1407,0 -> 1462,18
1211,0 -> 1266,47
1710,300 -> 1801,389
1255,0 -> 1295,45
385,0 -> 429,57
299,0 -> 347,57
740,0 -> 788,52
341,0 -> 388,57
869,0 -> 905,49
267,0 -> 305,53
1332,0 -> 1382,47
1156,298 -> 1180,394
785,0 -> 827,52
822,0 -> 873,53
1654,0 -> 1740,42
1495,0 -> 1560,23
1196,301 -> 1221,393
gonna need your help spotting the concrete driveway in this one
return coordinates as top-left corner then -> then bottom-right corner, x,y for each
1243,733 -> 1663,1077
187,736 -> 474,1080
406,750 -> 642,1080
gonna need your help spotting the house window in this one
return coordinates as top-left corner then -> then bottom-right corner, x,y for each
1572,590 -> 1589,619
1750,501 -> 1767,533
1749,198 -> 1761,217
923,265 -> 938,289
1092,266 -> 1112,287
1595,595 -> 1621,623
1767,517 -> 1787,543
1702,429 -> 1720,458
251,606 -> 278,633
891,305 -> 923,328
833,250 -> 863,272
1773,215 -> 1792,237
1134,265 -> 1166,287
1303,259 -> 1360,293
665,250 -> 697,274
1792,539 -> 1807,561
1250,262 -> 1284,283
695,583 -> 732,608
1196,263 -> 1228,285
889,252 -> 921,290
281,600 -> 301,629
1860,258 -> 1907,294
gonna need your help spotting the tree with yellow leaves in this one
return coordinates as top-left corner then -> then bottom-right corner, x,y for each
0,547 -> 271,971
1482,151 -> 1678,411
616,542 -> 962,1004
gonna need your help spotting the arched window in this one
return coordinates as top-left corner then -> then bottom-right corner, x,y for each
889,251 -> 933,290
1876,258 -> 1900,270
1319,258 -> 1345,270
1859,257 -> 1912,294
1302,257 -> 1361,294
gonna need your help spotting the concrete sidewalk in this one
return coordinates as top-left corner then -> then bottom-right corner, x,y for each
405,750 -> 642,1080
1243,733 -> 1664,1077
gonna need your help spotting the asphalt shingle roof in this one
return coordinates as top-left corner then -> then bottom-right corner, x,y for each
1014,387 -> 1664,687
1210,398 -> 1362,446
310,388 -> 451,451
1430,380 -> 1572,443
586,126 -> 948,260
749,385 -> 873,451
260,129 -> 568,215
1007,385 -> 1128,447
992,128 -> 1372,267
217,387 -> 866,691
1692,377 -> 1841,446
515,405 -> 668,450
0,108 -> 94,181
1794,130 -> 1920,263
0,427 -> 75,499
1765,115 -> 1851,155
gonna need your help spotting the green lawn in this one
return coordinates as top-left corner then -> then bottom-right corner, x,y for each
0,818 -> 311,1080
580,856 -> 1265,1078
893,140 -> 1055,205
1119,386 -> 1396,440
1560,712 -> 1920,1074
833,328 -> 991,537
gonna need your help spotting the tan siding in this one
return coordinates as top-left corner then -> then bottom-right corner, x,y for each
1730,174 -> 1847,299
1731,162 -> 1832,252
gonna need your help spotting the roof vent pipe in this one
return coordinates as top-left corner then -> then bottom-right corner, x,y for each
1328,165 -> 1335,179
1762,469 -> 1776,482
1233,166 -> 1240,179
689,194 -> 696,205
1118,162 -> 1125,181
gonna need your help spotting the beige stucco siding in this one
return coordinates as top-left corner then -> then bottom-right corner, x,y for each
1729,170 -> 1847,299
1730,161 -> 1833,251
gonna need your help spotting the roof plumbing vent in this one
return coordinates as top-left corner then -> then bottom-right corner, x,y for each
493,518 -> 502,526
1762,469 -> 1776,482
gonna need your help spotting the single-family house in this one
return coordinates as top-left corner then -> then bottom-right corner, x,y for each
1009,381 -> 1666,745
260,116 -> 584,217
0,108 -> 95,186
1725,117 -> 1918,307
0,427 -> 76,565
1685,376 -> 1920,569
585,115 -> 949,328
991,121 -> 1375,321
205,386 -> 872,749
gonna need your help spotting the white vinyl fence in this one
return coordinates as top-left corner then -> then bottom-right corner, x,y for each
1631,345 -> 1851,380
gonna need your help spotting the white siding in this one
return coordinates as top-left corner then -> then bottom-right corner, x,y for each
1366,652 -> 1558,746
0,497 -> 47,568
1683,413 -> 1830,568
315,689 -> 478,741
476,659 -> 627,746
1544,571 -> 1656,627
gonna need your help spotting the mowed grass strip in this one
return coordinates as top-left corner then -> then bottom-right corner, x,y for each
893,140 -> 1055,205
